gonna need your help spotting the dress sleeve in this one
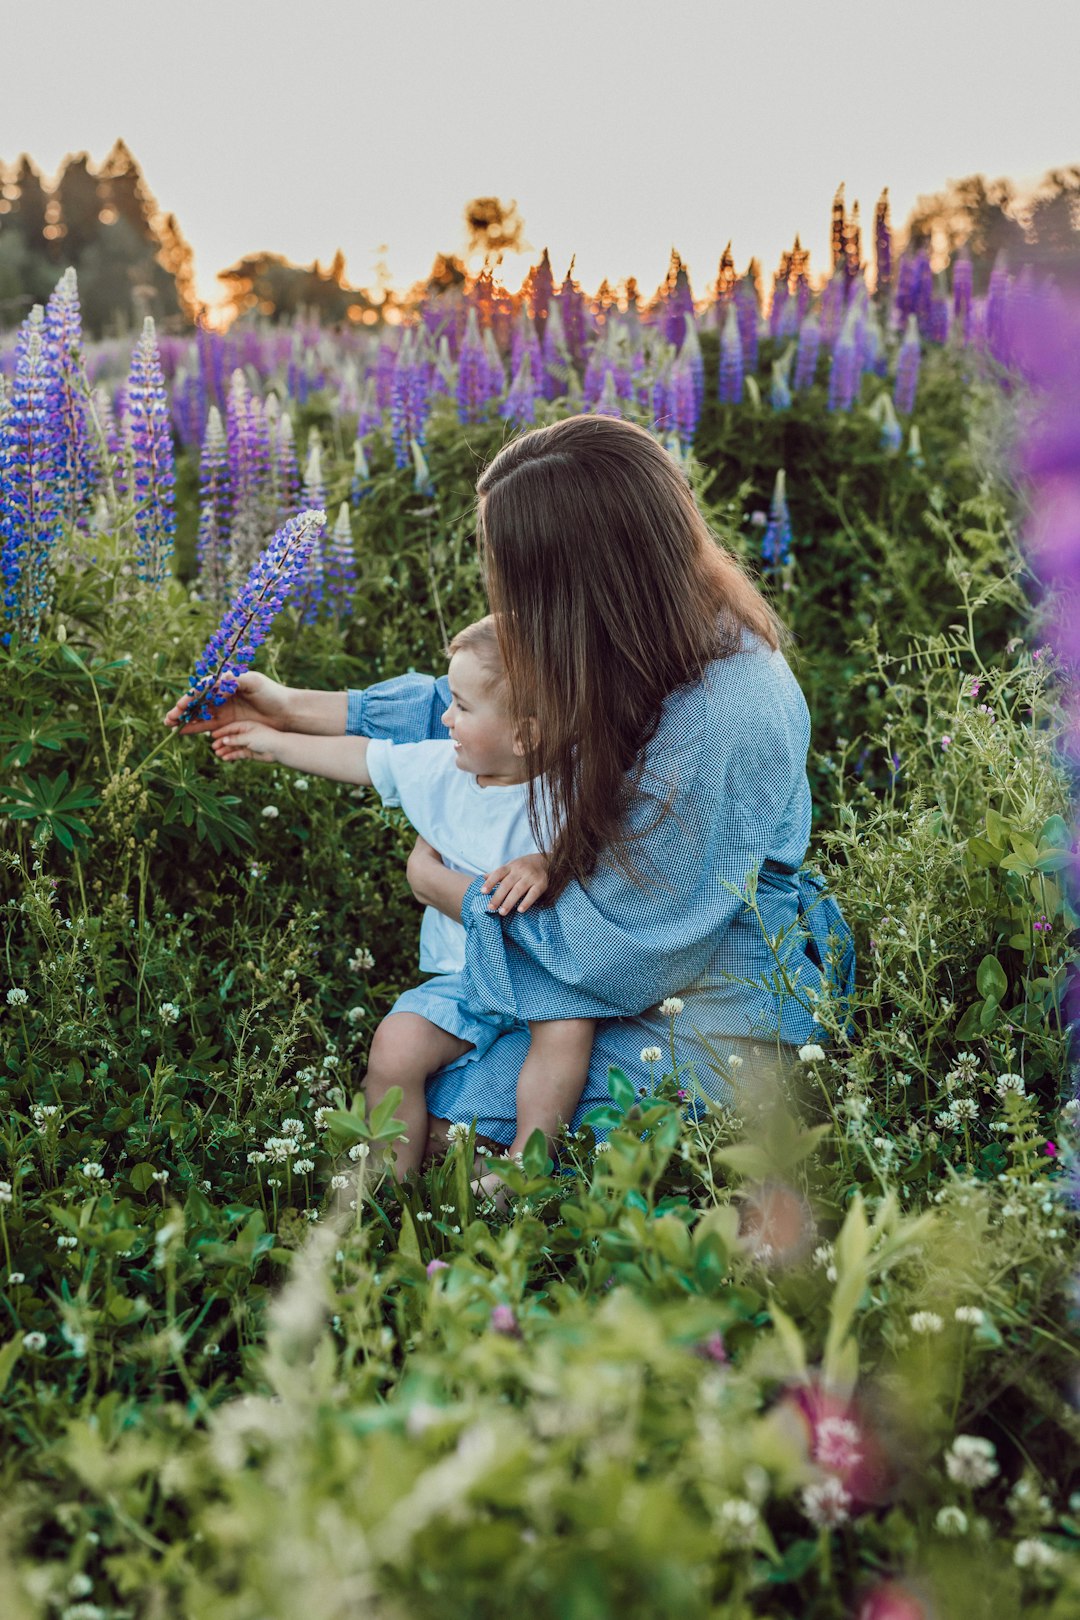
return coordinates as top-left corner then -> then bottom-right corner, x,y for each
460,663 -> 804,1022
345,673 -> 452,742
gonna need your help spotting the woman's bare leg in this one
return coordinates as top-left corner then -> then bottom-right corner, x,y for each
364,1013 -> 471,1177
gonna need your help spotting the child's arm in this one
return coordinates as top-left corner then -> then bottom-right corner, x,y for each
480,853 -> 550,915
211,720 -> 373,787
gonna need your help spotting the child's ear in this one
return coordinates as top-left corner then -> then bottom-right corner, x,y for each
512,716 -> 539,758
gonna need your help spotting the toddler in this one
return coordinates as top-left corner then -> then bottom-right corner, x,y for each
210,615 -> 594,1186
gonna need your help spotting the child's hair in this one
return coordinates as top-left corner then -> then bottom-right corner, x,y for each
446,615 -> 508,704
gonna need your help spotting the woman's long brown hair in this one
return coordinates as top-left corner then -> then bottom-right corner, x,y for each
476,415 -> 790,901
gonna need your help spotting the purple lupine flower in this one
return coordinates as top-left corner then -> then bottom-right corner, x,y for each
43,268 -> 94,526
986,255 -> 1011,367
511,311 -> 543,391
225,370 -> 269,579
594,369 -> 622,419
793,316 -> 821,392
671,353 -> 699,446
529,248 -> 555,336
650,367 -> 673,435
736,276 -> 759,376
718,304 -> 743,405
761,470 -> 792,568
928,297 -> 950,346
483,328 -> 507,399
894,255 -> 917,324
274,413 -> 300,524
298,434 -> 327,625
171,368 -> 207,451
912,253 -> 934,334
894,315 -> 922,416
0,307 -> 63,643
681,315 -> 705,418
558,266 -> 588,368
541,301 -> 572,401
953,258 -> 973,343
501,350 -> 539,428
663,257 -> 695,350
179,510 -> 326,722
827,311 -> 860,413
820,272 -> 846,347
124,317 -> 176,588
457,309 -> 490,424
391,331 -> 432,468
325,502 -> 358,620
770,277 -> 791,340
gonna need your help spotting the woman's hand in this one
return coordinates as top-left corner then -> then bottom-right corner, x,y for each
406,835 -> 471,923
164,671 -> 296,735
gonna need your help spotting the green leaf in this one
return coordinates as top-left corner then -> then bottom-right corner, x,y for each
521,1128 -> 550,1178
0,1337 -> 22,1396
368,1086 -> 405,1140
976,955 -> 1008,1002
985,807 -> 1010,847
606,1067 -> 635,1112
129,1162 -> 156,1193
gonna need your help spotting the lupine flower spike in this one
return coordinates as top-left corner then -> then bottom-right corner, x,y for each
125,317 -> 176,587
894,315 -> 922,417
179,510 -> 326,722
718,303 -> 744,405
0,306 -> 63,643
326,502 -> 359,620
762,470 -> 793,569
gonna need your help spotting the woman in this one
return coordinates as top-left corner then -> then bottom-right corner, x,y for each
169,415 -> 854,1150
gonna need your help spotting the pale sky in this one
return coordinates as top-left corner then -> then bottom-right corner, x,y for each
4,0 -> 1078,312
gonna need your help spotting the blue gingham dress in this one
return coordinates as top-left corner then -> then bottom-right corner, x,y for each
347,629 -> 855,1142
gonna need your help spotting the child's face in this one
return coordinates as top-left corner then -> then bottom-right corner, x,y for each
441,650 -> 525,783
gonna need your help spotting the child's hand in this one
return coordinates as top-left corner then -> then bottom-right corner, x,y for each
210,720 -> 282,763
481,853 -> 549,914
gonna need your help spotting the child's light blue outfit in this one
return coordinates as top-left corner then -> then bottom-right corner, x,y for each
365,737 -> 542,1057
348,629 -> 856,1143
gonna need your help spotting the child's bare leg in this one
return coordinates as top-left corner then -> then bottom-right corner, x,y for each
364,1012 -> 471,1178
476,1019 -> 594,1200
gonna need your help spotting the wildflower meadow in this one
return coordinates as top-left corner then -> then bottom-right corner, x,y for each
0,201 -> 1078,1619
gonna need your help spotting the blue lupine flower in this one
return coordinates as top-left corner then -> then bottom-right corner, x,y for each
225,369 -> 269,578
180,510 -> 326,721
541,302 -> 572,401
681,315 -> 705,418
928,297 -> 950,345
718,304 -> 743,405
793,315 -> 821,392
819,272 -> 846,348
355,377 -> 381,437
197,407 -> 231,606
894,315 -> 922,416
411,439 -> 435,498
736,277 -> 759,376
827,312 -> 860,413
761,470 -> 792,568
511,312 -> 543,392
874,191 -> 891,298
650,367 -> 673,435
299,434 -> 327,625
43,268 -> 94,526
0,307 -> 63,643
559,267 -> 589,367
986,255 -> 1011,366
125,317 -> 176,587
501,350 -> 539,428
457,309 -> 489,424
326,502 -> 358,619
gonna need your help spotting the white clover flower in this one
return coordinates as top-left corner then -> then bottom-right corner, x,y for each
302,1208 -> 319,1221
945,1435 -> 999,1488
995,1073 -> 1026,1098
159,1002 -> 180,1024
910,1311 -> 944,1335
67,1574 -> 94,1598
22,1331 -> 47,1352
1014,1538 -> 1059,1570
593,1141 -> 610,1154
261,804 -> 280,819
330,1173 -> 349,1191
716,1497 -> 759,1543
955,1306 -> 985,1326
935,1505 -> 969,1536
948,1097 -> 979,1121
800,1477 -> 852,1527
726,1053 -> 744,1069
8,1271 -> 25,1284
294,1158 -> 315,1175
280,1118 -> 305,1137
0,1182 -> 12,1205
445,1121 -> 469,1143
266,1176 -> 282,1189
314,1107 -> 333,1129
6,987 -> 29,1006
935,1111 -> 959,1132
348,947 -> 376,972
81,1163 -> 105,1180
812,1243 -> 834,1269
955,1051 -> 980,1079
640,1045 -> 663,1064
798,1043 -> 826,1064
57,1234 -> 78,1250
346,1006 -> 366,1025
150,1169 -> 170,1184
321,1053 -> 340,1070
246,1150 -> 268,1166
294,778 -> 309,792
347,1143 -> 371,1161
659,996 -> 685,1017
